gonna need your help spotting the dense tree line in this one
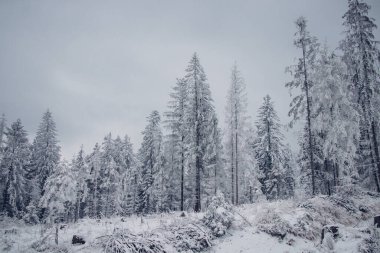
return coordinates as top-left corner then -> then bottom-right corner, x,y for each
286,0 -> 380,195
0,0 -> 379,225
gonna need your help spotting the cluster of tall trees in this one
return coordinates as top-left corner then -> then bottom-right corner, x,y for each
0,111 -> 60,221
0,0 -> 379,224
286,0 -> 380,195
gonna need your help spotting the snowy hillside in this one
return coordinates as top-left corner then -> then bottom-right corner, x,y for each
1,189 -> 379,253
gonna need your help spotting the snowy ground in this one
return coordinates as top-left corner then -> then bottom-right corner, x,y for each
1,190 -> 379,252
211,200 -> 378,253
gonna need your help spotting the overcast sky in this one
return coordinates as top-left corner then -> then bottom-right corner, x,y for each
1,0 -> 379,159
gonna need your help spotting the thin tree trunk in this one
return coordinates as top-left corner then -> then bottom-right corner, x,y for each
75,195 -> 80,222
231,131 -> 234,205
370,119 -> 380,192
234,85 -> 239,205
214,161 -> 217,195
55,224 -> 59,245
181,137 -> 184,211
266,117 -> 274,199
235,124 -> 239,205
194,70 -> 201,212
302,39 -> 316,196
249,186 -> 252,203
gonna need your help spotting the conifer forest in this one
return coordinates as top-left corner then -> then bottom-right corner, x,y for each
0,0 -> 380,252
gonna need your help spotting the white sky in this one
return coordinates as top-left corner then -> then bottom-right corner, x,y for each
1,0 -> 379,158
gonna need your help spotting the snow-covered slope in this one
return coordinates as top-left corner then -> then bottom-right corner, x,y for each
1,189 -> 379,253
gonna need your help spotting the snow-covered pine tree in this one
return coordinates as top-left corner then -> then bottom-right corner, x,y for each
224,64 -> 249,205
164,77 -> 188,211
161,138 -> 180,211
200,112 -> 224,208
98,133 -> 122,217
39,160 -> 76,223
84,143 -> 102,218
184,53 -> 216,212
340,0 -> 380,192
280,145 -> 295,199
72,146 -> 87,222
30,110 -> 60,199
0,114 -> 7,210
254,95 -> 285,200
297,124 -> 324,196
286,17 -> 320,196
119,135 -> 138,215
241,125 -> 261,203
0,114 -> 6,154
0,119 -> 30,217
137,111 -> 164,214
207,113 -> 224,198
312,45 -> 360,192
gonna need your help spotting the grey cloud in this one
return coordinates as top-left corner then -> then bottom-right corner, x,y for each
1,0 -> 379,158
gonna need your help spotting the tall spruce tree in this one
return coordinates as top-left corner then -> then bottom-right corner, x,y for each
312,46 -> 360,192
340,0 -> 380,191
225,64 -> 248,205
99,134 -> 122,217
0,114 -> 6,154
0,114 -> 7,210
207,113 -> 224,197
119,135 -> 138,215
164,78 -> 188,211
72,146 -> 87,221
184,53 -> 216,212
84,143 -> 102,218
31,110 -> 60,198
281,145 -> 295,199
137,111 -> 164,214
39,160 -> 76,223
254,95 -> 285,200
0,119 -> 30,217
286,17 -> 319,196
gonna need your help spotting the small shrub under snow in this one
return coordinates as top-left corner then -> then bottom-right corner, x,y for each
163,222 -> 212,252
202,192 -> 234,237
31,234 -> 68,253
94,228 -> 167,253
256,209 -> 290,240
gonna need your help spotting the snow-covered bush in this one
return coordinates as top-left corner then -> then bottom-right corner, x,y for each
31,234 -> 68,253
1,237 -> 15,252
289,212 -> 317,240
256,209 -> 290,240
321,232 -> 335,252
358,234 -> 380,253
164,222 -> 212,252
202,191 -> 234,237
94,228 -> 167,253
22,202 -> 40,225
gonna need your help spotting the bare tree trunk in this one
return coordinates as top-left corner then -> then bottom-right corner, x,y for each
214,162 -> 217,195
194,72 -> 201,212
235,130 -> 239,205
55,224 -> 59,245
231,131 -> 234,205
302,40 -> 316,196
75,194 -> 80,222
181,136 -> 184,211
249,186 -> 253,203
371,119 -> 380,192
